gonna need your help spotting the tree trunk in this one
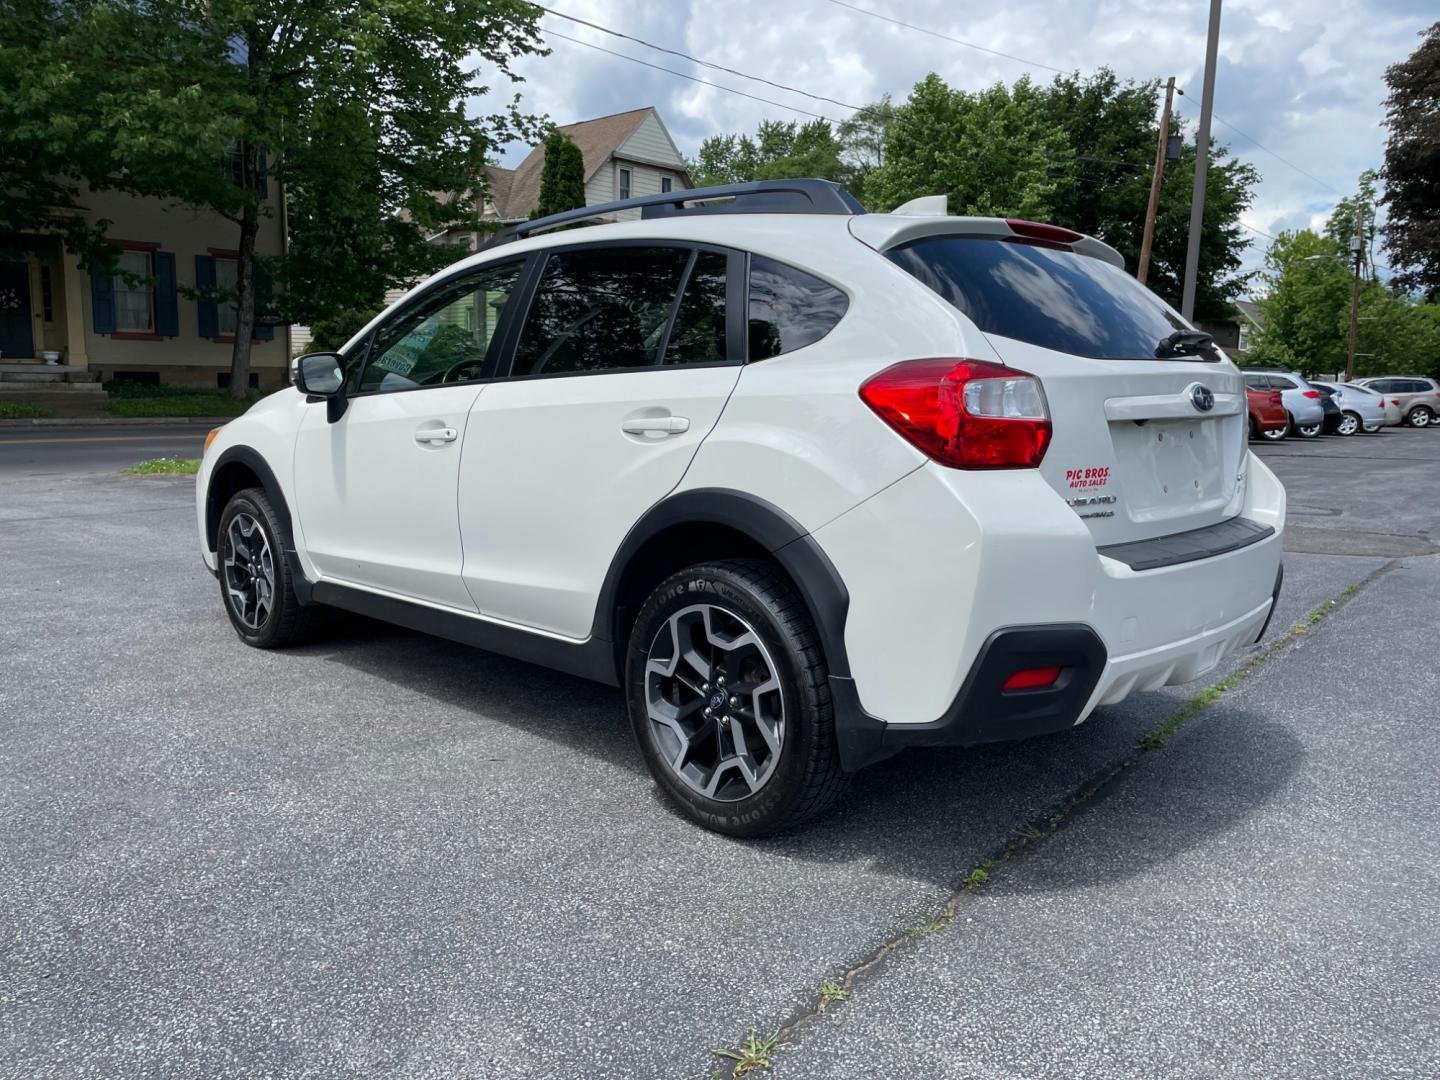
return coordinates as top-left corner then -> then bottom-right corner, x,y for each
228,199 -> 259,399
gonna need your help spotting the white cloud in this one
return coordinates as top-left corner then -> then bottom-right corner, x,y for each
477,0 -> 1432,278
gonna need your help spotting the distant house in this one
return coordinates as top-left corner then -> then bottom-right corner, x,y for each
1199,299 -> 1265,359
1,179 -> 290,399
432,107 -> 693,252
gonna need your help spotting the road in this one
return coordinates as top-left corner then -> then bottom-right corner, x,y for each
1,426 -> 1437,1079
0,422 -> 212,477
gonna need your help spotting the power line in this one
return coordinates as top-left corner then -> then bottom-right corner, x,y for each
818,0 -> 1068,74
539,29 -> 844,124
1170,94 -> 1351,198
540,7 -> 862,111
1237,219 -> 1277,241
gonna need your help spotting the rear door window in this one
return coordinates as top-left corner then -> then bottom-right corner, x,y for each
511,246 -> 692,377
888,236 -> 1216,361
747,256 -> 848,360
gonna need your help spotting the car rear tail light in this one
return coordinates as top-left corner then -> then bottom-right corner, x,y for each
1269,391 -> 1282,406
1002,666 -> 1062,692
1392,399 -> 1402,407
1302,390 -> 1320,399
859,359 -> 1052,469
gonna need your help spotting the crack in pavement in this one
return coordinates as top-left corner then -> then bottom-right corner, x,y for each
707,558 -> 1400,1079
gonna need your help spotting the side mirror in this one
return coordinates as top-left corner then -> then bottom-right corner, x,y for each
292,352 -> 344,396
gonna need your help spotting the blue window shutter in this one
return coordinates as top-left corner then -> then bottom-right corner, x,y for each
91,270 -> 115,335
154,252 -> 179,337
194,255 -> 218,338
253,261 -> 273,341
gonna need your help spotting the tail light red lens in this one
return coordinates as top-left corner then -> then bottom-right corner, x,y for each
1002,666 -> 1062,692
1302,390 -> 1321,399
859,359 -> 1052,469
1269,391 -> 1282,407
1392,399 -> 1402,407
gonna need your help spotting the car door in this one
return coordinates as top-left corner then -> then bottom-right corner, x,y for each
457,242 -> 743,638
292,259 -> 525,610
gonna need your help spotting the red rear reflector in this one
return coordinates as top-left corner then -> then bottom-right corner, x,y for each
1005,219 -> 1083,244
1003,666 -> 1062,692
1302,390 -> 1321,399
859,359 -> 1052,469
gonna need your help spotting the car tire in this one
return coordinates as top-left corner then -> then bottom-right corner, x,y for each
625,559 -> 848,836
1407,405 -> 1433,428
1259,422 -> 1287,441
1295,420 -> 1323,439
217,487 -> 324,648
1337,411 -> 1361,436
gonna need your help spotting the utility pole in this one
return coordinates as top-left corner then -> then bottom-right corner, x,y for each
1137,76 -> 1176,286
1181,0 -> 1223,321
1345,201 -> 1365,382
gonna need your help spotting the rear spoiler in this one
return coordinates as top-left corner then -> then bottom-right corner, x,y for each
848,213 -> 1125,270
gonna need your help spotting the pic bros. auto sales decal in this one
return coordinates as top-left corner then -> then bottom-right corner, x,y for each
1065,466 -> 1110,490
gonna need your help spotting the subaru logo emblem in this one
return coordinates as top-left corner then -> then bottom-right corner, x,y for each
1190,384 -> 1215,412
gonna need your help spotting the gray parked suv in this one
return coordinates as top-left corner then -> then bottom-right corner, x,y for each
1354,376 -> 1440,427
1242,370 -> 1325,439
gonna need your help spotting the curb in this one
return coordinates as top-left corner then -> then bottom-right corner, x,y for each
0,416 -> 232,428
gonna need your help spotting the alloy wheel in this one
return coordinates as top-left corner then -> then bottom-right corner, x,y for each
1297,423 -> 1322,438
223,512 -> 275,630
1411,408 -> 1432,428
1337,412 -> 1360,436
1260,426 -> 1286,441
644,603 -> 785,802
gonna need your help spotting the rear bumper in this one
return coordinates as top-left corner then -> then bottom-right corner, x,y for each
814,455 -> 1286,771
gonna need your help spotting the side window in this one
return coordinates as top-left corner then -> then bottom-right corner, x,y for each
511,246 -> 691,377
1405,379 -> 1431,393
664,251 -> 728,366
1243,374 -> 1268,390
1272,376 -> 1297,391
747,255 -> 848,361
361,261 -> 522,393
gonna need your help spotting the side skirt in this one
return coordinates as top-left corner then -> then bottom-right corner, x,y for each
310,581 -> 620,687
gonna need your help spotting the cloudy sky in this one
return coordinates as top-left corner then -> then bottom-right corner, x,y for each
483,0 -> 1434,280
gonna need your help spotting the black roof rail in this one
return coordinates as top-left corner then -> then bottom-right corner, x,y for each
484,179 -> 864,249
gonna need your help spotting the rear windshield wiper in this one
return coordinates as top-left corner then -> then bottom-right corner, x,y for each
1154,330 -> 1216,359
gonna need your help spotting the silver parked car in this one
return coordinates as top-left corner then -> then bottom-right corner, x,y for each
1355,376 -> 1440,427
1343,381 -> 1402,427
1310,381 -> 1387,434
1242,370 -> 1326,439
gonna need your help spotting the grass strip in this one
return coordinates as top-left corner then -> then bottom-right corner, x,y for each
123,457 -> 201,476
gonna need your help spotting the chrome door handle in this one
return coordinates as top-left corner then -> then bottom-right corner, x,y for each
621,416 -> 690,435
415,427 -> 458,444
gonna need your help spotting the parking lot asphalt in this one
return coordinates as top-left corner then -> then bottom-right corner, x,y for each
1,426 -> 1437,1079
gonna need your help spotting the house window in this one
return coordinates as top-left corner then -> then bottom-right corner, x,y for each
661,176 -> 673,193
618,167 -> 632,201
39,265 -> 54,322
114,250 -> 155,332
213,257 -> 239,336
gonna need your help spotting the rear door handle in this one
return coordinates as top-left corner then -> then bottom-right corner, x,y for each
621,416 -> 690,435
415,427 -> 458,444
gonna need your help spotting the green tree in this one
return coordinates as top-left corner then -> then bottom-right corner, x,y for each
1246,229 -> 1352,375
1380,21 -> 1440,301
836,96 -> 895,193
532,130 -> 587,219
690,119 -> 845,187
1,0 -> 544,395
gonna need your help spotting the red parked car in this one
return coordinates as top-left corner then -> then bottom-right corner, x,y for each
1247,385 -> 1288,440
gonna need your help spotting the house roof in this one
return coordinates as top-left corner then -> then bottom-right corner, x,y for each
486,107 -> 676,222
1235,299 -> 1265,328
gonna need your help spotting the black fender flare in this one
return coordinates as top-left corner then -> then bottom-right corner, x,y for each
590,488 -> 853,682
205,446 -> 312,603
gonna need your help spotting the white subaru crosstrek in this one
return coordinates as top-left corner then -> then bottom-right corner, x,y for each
197,180 -> 1285,835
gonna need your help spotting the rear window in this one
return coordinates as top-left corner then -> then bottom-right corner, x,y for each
747,255 -> 848,361
888,236 -> 1215,362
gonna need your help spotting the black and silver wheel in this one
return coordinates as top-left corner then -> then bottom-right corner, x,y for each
217,487 -> 322,648
1295,419 -> 1323,439
626,560 -> 847,835
1260,423 -> 1287,441
1407,405 -> 1433,428
1337,411 -> 1361,436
